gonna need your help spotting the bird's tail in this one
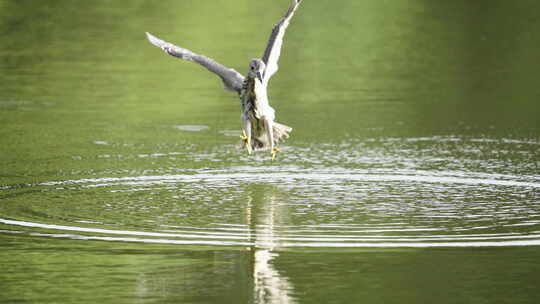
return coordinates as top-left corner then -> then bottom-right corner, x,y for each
248,122 -> 292,150
273,122 -> 292,144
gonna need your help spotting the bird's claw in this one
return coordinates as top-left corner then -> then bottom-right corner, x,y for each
271,148 -> 280,161
240,130 -> 252,154
240,131 -> 248,143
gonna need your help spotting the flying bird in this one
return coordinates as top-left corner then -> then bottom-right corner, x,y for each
146,0 -> 302,160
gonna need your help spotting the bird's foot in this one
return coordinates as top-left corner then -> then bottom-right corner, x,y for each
240,131 -> 252,154
271,148 -> 280,161
240,131 -> 248,144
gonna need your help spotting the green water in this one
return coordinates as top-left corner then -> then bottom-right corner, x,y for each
1,0 -> 539,303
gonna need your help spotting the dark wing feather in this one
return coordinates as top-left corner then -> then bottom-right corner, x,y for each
146,32 -> 245,93
261,0 -> 302,84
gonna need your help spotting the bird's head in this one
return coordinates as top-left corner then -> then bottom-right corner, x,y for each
248,59 -> 265,82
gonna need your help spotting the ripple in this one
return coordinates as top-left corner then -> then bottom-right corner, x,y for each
32,168 -> 540,189
174,125 -> 210,132
2,218 -> 540,247
1,136 -> 539,248
219,130 -> 242,137
1,164 -> 539,248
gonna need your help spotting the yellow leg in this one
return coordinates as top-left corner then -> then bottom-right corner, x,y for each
271,147 -> 280,161
240,130 -> 252,154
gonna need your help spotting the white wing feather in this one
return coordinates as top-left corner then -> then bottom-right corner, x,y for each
261,0 -> 302,84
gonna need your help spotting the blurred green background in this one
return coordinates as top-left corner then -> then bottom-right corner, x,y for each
1,0 -> 538,184
1,1 -> 539,303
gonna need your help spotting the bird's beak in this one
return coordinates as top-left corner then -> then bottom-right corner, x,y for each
256,71 -> 263,83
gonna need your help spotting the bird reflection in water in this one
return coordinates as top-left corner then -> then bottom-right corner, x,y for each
244,184 -> 296,304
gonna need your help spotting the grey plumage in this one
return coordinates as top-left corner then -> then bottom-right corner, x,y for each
145,32 -> 245,93
146,0 -> 302,159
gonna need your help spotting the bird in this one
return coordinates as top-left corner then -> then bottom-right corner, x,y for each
145,0 -> 302,160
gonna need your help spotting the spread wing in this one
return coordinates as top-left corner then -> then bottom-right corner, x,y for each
261,0 -> 302,84
145,32 -> 245,93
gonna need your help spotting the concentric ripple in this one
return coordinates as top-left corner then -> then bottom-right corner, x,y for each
1,136 -> 539,248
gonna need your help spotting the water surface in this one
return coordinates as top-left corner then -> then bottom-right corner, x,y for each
1,0 -> 539,303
